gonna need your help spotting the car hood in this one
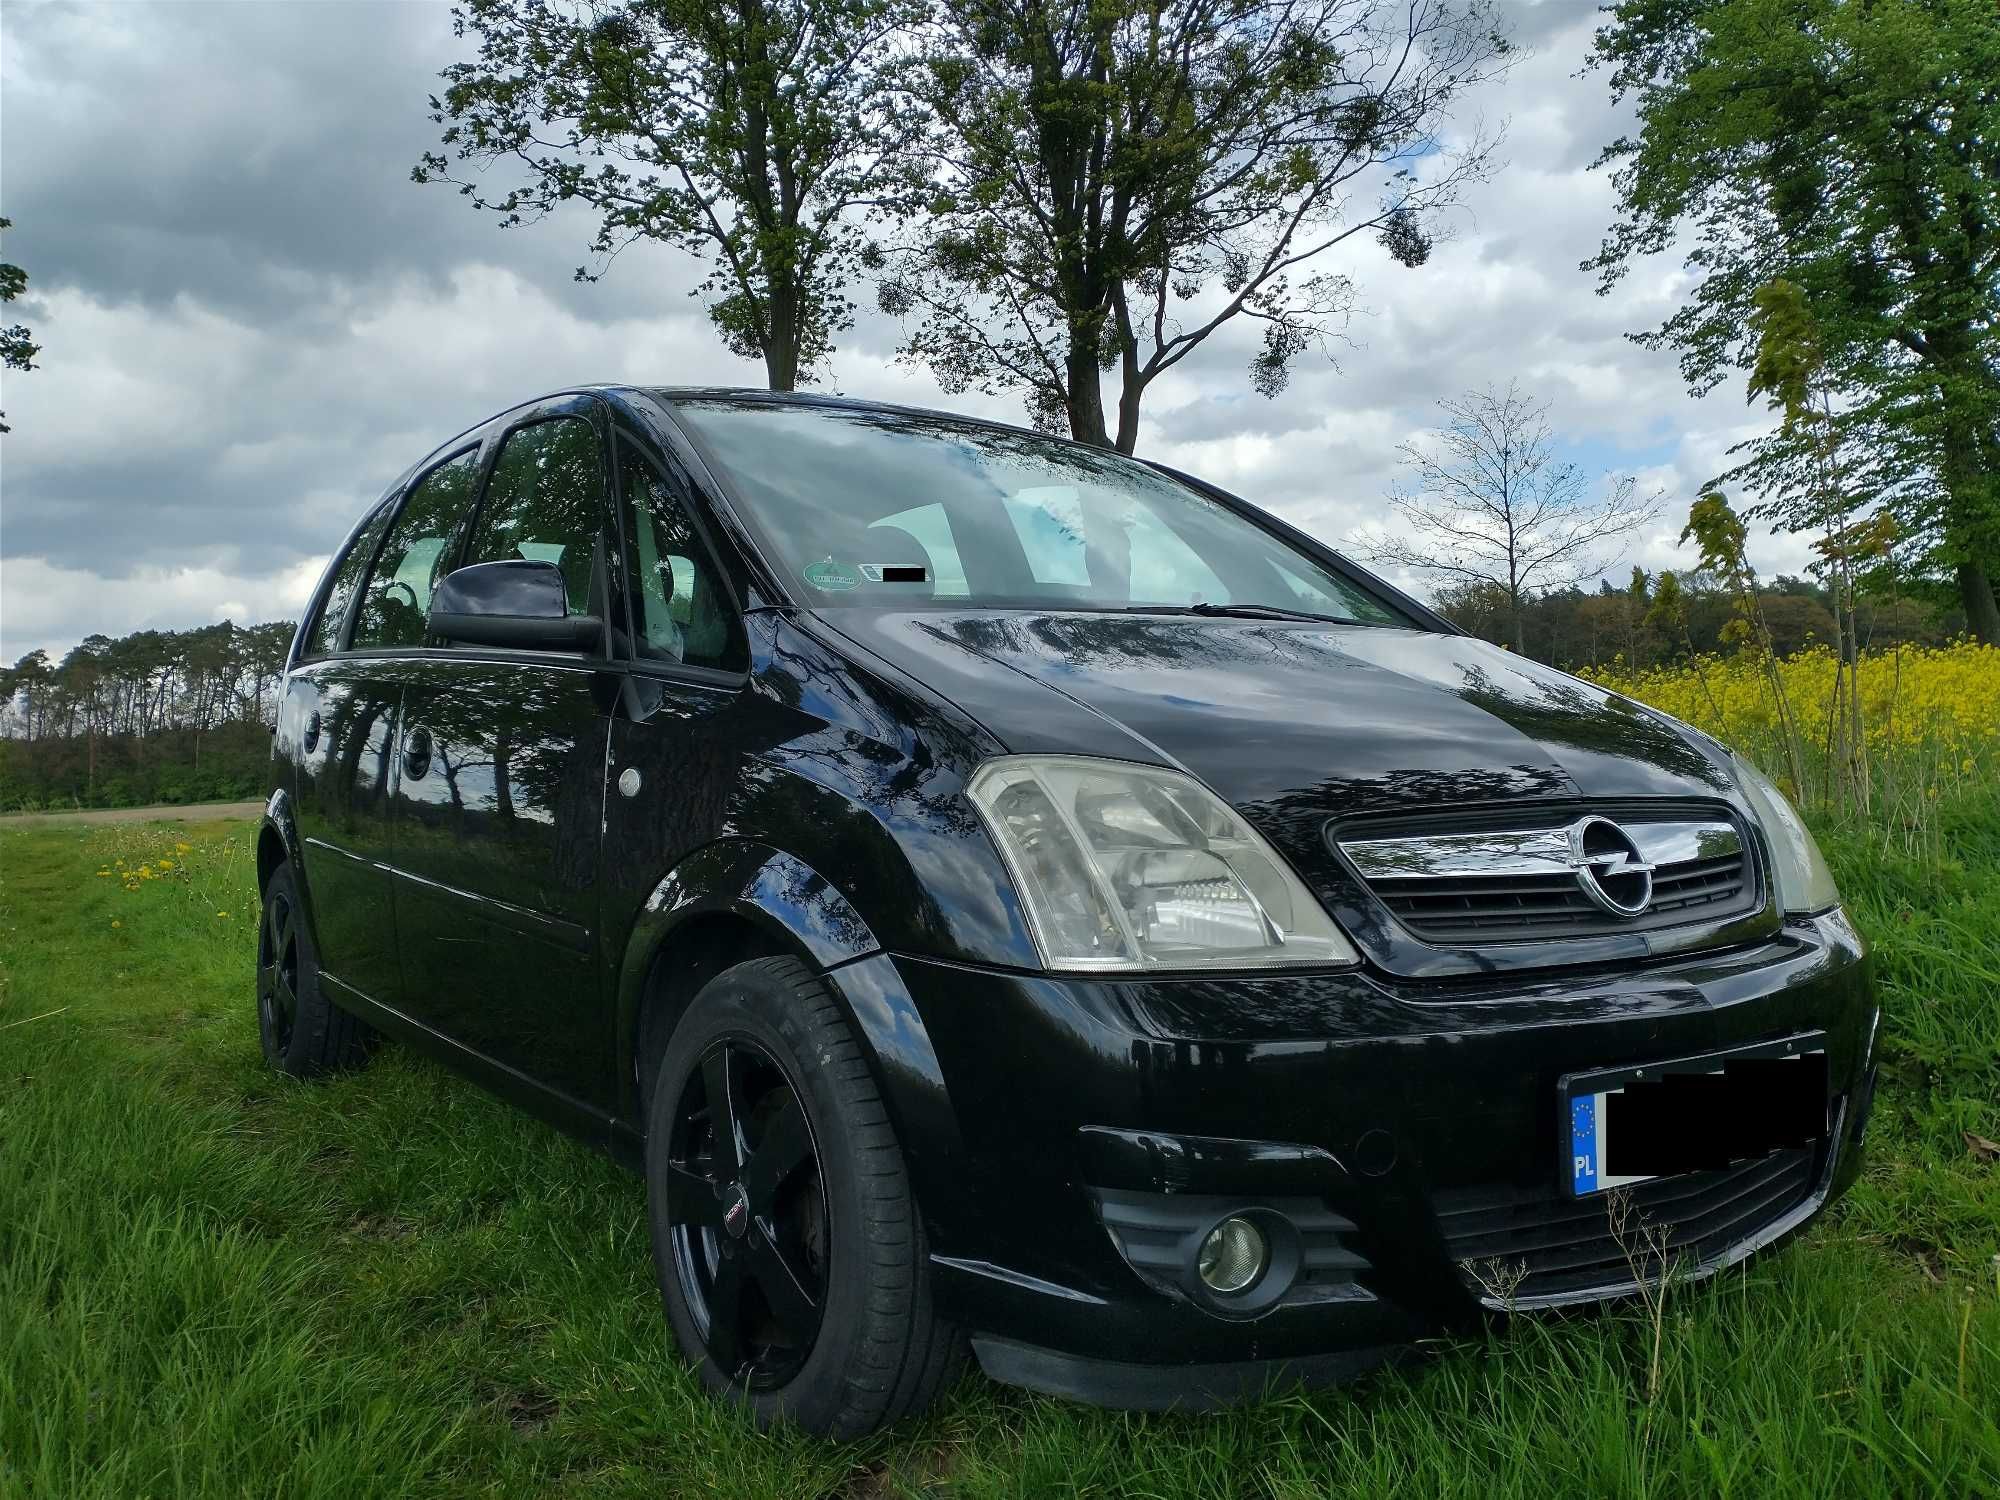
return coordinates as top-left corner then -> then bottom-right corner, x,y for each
819,609 -> 1736,819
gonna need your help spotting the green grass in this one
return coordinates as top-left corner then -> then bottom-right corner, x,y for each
2,803 -> 1996,1499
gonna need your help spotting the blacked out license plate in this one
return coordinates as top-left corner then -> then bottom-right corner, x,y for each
1562,1035 -> 1828,1197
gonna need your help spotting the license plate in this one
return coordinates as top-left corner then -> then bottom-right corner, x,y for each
1563,1036 -> 1828,1197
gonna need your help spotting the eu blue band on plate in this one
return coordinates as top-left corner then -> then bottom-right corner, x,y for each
1570,1093 -> 1598,1193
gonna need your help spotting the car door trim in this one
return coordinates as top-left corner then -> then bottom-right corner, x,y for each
384,861 -> 593,954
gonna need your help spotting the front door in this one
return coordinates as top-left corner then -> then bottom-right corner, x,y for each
387,405 -> 618,1113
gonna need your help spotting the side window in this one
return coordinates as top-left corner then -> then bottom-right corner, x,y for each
1002,488 -> 1090,586
352,448 -> 482,649
1127,509 -> 1230,604
1269,559 -> 1393,623
302,503 -> 391,658
1001,485 -> 1229,604
870,502 -> 969,598
465,418 -> 609,616
619,444 -> 746,671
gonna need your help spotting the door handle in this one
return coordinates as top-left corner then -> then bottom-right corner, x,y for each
402,724 -> 433,782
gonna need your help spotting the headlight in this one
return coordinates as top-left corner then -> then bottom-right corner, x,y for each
966,755 -> 1358,971
1730,751 -> 1840,914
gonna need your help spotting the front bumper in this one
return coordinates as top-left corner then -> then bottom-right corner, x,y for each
824,909 -> 1876,1406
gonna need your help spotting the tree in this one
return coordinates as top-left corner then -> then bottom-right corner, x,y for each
417,0 -> 924,391
1745,277 -> 1889,806
1,218 -> 41,435
1358,382 -> 1661,653
1585,0 -> 2000,642
1681,490 -> 1809,798
875,0 -> 1511,451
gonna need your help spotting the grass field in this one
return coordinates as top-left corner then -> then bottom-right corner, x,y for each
3,790 -> 1997,1498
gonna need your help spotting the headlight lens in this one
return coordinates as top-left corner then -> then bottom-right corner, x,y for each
966,755 -> 1358,971
1730,752 -> 1839,914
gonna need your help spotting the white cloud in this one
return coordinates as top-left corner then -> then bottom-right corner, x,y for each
0,0 -> 1819,667
0,554 -> 326,664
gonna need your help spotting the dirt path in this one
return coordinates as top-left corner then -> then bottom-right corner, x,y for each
0,799 -> 265,827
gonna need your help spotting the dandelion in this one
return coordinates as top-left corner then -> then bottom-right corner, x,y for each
157,859 -> 174,871
216,911 -> 230,919
96,870 -> 111,878
111,920 -> 122,929
175,842 -> 191,854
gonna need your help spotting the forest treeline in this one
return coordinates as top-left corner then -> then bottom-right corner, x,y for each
1436,570 -> 1968,674
1,621 -> 294,811
0,572 -> 1969,811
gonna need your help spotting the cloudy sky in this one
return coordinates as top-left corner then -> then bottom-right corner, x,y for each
0,0 -> 1810,666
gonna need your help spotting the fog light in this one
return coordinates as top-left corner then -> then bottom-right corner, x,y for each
1197,1216 -> 1268,1294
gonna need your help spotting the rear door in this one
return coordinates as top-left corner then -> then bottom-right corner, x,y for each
387,398 -> 618,1113
287,442 -> 482,1004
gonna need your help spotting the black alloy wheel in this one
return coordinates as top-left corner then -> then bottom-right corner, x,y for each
258,884 -> 302,1055
645,955 -> 960,1438
664,1036 -> 829,1388
256,860 -> 372,1077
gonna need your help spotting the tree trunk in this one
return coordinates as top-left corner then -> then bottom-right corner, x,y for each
1066,321 -> 1111,448
1958,559 -> 2000,645
1928,335 -> 1999,643
1112,374 -> 1143,455
763,279 -> 800,392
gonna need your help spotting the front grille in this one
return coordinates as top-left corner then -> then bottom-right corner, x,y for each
1434,1147 -> 1816,1302
1338,811 -> 1760,945
1370,849 -> 1751,942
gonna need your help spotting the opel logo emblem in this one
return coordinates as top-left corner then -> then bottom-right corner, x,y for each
1566,816 -> 1655,917
721,1182 -> 751,1239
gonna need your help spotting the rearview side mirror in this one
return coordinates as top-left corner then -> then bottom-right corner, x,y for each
428,559 -> 603,652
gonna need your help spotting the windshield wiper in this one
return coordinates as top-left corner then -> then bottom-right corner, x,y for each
1126,601 -> 1371,627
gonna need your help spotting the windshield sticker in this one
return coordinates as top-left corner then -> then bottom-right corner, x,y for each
803,557 -> 862,592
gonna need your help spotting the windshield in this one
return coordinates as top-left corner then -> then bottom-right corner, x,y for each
671,399 -> 1406,625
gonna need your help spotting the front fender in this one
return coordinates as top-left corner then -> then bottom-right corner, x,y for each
610,840 -> 968,1239
623,838 -> 882,978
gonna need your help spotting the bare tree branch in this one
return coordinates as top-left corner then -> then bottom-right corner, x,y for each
1356,381 -> 1664,651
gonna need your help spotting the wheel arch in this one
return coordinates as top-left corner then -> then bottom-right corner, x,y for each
613,841 -> 961,1187
255,788 -> 320,948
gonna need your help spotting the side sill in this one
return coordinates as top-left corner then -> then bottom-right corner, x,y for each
320,972 -> 617,1155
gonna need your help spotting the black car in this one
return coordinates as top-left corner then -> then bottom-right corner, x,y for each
257,387 -> 1876,1438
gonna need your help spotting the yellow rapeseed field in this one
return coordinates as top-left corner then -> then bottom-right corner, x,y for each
1586,640 -> 2000,812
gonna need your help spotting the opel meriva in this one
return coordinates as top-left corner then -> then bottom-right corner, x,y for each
257,387 -> 1876,1437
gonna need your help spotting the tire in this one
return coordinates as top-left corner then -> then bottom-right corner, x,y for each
257,861 -> 372,1077
644,955 -> 960,1439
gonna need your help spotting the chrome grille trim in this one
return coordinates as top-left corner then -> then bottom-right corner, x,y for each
1341,820 -> 1741,881
1336,815 -> 1757,945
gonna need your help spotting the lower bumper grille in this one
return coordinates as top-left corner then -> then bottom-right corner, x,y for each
1434,1147 -> 1817,1301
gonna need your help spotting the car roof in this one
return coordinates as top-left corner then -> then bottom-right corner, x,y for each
624,385 -> 1070,444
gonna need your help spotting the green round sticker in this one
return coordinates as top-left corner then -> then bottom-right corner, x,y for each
803,558 -> 861,592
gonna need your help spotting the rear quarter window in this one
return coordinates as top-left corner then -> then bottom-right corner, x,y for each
301,503 -> 392,659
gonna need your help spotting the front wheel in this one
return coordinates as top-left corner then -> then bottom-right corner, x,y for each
257,861 -> 372,1077
644,955 -> 958,1438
